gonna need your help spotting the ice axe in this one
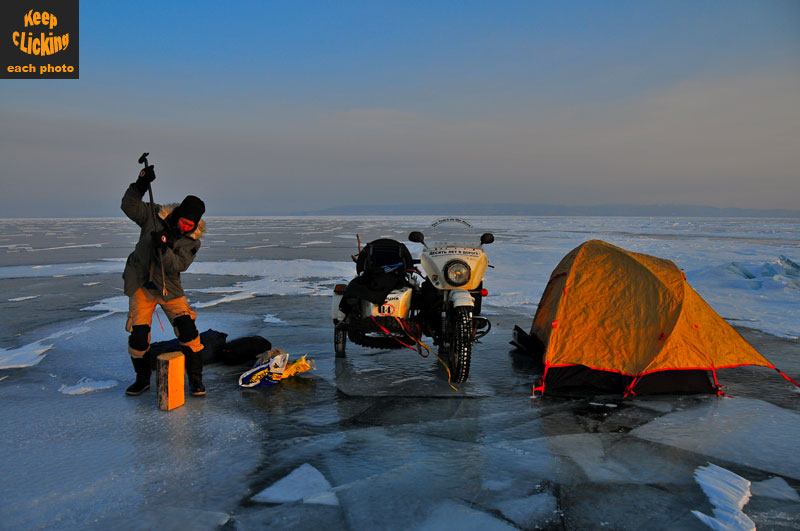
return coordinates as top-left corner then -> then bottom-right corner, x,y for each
138,152 -> 157,207
138,152 -> 167,296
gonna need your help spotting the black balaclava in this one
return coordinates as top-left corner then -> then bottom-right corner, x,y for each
174,195 -> 205,224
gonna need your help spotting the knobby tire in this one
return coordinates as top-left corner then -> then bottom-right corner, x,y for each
448,306 -> 473,384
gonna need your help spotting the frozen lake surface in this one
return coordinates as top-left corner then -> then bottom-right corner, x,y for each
0,216 -> 798,530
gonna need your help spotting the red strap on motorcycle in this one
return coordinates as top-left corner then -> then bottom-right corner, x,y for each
396,318 -> 430,358
370,316 -> 416,351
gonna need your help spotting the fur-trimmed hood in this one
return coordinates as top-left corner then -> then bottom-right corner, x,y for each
158,203 -> 206,240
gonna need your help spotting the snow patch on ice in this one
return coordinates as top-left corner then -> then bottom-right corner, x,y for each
59,377 -> 118,395
188,261 -> 353,307
8,295 -> 38,301
691,463 -> 754,531
687,256 -> 800,338
251,463 -> 337,506
81,295 -> 128,314
0,261 -> 124,279
2,305 -> 118,369
263,314 -> 285,324
0,340 -> 54,369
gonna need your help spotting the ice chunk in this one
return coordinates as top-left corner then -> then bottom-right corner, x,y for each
252,463 -> 337,505
632,398 -> 800,480
750,476 -> 800,501
491,493 -> 559,529
726,262 -> 755,279
417,500 -> 518,530
546,434 -> 631,482
59,377 -> 118,395
691,463 -> 754,531
302,489 -> 340,506
778,255 -> 800,277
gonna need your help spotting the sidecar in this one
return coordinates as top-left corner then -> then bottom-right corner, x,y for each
332,238 -> 421,356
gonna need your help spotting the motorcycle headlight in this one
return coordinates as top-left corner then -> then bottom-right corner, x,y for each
444,260 -> 471,287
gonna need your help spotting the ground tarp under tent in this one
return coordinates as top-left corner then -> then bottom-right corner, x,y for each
527,240 -> 794,396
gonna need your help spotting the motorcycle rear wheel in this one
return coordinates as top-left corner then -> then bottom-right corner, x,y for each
447,306 -> 473,384
334,326 -> 347,357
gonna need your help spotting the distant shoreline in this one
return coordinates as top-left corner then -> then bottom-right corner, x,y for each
294,203 -> 800,218
1,203 -> 799,220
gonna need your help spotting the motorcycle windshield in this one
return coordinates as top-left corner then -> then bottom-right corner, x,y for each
423,218 -> 483,248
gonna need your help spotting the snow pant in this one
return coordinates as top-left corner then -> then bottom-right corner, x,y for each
126,287 -> 203,358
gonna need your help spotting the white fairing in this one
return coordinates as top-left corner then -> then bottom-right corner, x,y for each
360,287 -> 414,318
449,289 -> 475,308
420,246 -> 488,291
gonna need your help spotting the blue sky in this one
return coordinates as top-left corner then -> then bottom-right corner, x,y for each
1,1 -> 799,216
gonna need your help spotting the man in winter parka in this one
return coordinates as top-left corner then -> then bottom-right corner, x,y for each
121,164 -> 207,396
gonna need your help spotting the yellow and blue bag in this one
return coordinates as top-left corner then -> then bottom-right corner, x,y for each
238,350 -> 289,388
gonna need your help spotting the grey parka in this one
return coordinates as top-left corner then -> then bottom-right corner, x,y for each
121,183 -> 205,301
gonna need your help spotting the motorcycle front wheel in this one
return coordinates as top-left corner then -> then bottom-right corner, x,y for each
447,306 -> 473,384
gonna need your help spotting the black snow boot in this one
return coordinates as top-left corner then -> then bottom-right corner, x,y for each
184,348 -> 206,396
125,352 -> 152,396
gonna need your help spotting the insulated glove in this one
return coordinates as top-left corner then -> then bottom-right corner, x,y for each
150,230 -> 174,250
135,165 -> 156,194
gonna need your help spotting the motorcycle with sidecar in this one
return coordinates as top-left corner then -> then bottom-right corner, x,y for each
332,219 -> 493,384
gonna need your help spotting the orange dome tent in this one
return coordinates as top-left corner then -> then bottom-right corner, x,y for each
529,240 -> 796,397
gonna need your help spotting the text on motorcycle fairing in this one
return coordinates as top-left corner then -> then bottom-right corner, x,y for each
427,249 -> 482,257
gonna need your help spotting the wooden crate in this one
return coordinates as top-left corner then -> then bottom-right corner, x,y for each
157,352 -> 185,411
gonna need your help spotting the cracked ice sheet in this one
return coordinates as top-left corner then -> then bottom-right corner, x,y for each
418,500 -> 518,530
252,463 -> 337,505
632,397 -> 800,480
0,313 -> 263,529
751,476 -> 800,501
313,426 -> 709,530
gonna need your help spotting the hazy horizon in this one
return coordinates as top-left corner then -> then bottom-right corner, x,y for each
2,1 -> 799,217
